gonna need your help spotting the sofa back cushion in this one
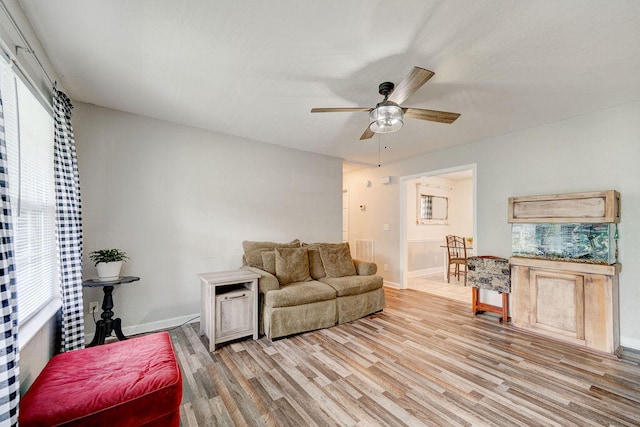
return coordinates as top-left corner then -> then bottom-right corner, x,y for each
275,247 -> 312,285
242,239 -> 300,270
319,242 -> 357,278
302,243 -> 327,279
261,251 -> 276,275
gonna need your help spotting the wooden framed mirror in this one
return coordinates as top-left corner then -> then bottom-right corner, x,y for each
417,190 -> 448,224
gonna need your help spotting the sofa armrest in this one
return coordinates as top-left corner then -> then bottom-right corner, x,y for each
241,266 -> 280,293
353,259 -> 377,276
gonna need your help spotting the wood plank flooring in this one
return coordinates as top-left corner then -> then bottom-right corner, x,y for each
171,287 -> 640,426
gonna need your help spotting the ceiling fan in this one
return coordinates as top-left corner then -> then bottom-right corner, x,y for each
311,67 -> 460,140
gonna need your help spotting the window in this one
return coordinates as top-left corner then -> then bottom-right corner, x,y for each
0,59 -> 58,325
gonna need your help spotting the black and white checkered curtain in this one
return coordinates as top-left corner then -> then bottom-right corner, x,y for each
0,96 -> 20,426
53,87 -> 84,352
421,195 -> 433,219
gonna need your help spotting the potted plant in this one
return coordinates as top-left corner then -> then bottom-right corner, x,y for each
89,249 -> 129,281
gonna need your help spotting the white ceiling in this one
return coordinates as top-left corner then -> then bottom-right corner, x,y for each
18,0 -> 640,166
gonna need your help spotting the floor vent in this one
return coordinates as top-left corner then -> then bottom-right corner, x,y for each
355,239 -> 375,262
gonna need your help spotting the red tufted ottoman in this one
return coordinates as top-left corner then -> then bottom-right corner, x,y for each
19,332 -> 182,427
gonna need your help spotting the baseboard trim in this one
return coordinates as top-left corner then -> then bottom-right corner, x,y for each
84,313 -> 200,343
407,267 -> 444,278
384,281 -> 401,289
621,336 -> 640,351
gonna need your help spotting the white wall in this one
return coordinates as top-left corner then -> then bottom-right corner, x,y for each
344,100 -> 640,349
74,103 -> 343,338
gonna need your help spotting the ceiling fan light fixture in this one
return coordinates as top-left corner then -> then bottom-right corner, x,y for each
369,103 -> 404,134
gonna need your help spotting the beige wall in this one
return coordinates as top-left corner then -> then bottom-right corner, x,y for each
449,179 -> 473,239
405,175 -> 473,274
73,103 -> 343,339
406,176 -> 473,241
344,100 -> 640,350
19,316 -> 57,394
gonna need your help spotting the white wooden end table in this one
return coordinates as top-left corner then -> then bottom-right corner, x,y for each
198,269 -> 260,352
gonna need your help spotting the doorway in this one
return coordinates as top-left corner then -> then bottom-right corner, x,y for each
399,164 -> 477,300
342,188 -> 349,242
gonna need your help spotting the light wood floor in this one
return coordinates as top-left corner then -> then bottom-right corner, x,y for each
407,272 -> 470,304
172,287 -> 640,426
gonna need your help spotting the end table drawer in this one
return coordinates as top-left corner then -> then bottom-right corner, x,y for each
215,288 -> 254,339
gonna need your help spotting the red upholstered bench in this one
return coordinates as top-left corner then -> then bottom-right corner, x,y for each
19,331 -> 182,427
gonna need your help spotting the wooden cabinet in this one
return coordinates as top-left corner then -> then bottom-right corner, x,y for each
198,270 -> 259,352
510,257 -> 621,356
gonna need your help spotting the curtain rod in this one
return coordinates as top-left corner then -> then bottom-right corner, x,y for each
0,0 -> 54,86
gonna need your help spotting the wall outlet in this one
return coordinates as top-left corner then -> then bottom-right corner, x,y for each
384,264 -> 389,272
89,301 -> 99,314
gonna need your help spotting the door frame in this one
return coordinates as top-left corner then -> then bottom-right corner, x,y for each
399,163 -> 477,289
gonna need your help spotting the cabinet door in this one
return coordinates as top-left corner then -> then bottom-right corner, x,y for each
215,291 -> 253,340
529,270 -> 585,345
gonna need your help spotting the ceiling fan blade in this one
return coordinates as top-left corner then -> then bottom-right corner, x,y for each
388,67 -> 435,104
404,108 -> 460,124
311,107 -> 371,113
360,127 -> 375,140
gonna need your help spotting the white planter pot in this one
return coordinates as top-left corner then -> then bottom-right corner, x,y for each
96,261 -> 123,282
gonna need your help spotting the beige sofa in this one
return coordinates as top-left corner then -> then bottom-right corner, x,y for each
241,240 -> 386,339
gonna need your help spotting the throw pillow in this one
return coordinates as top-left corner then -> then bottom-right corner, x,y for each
319,242 -> 357,278
275,247 -> 311,285
261,251 -> 276,275
242,239 -> 301,269
302,243 -> 326,279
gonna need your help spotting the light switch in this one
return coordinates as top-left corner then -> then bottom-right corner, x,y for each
383,224 -> 390,231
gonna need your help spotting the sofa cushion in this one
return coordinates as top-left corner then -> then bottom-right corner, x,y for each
302,243 -> 327,279
265,281 -> 336,308
275,247 -> 312,285
242,239 -> 300,269
308,248 -> 325,279
319,275 -> 383,297
319,242 -> 356,278
261,251 -> 276,275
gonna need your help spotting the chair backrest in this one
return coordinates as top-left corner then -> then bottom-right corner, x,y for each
446,235 -> 467,260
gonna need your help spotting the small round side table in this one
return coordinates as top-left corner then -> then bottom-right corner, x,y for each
82,276 -> 140,347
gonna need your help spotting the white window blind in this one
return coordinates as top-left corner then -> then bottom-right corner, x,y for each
0,59 -> 58,324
